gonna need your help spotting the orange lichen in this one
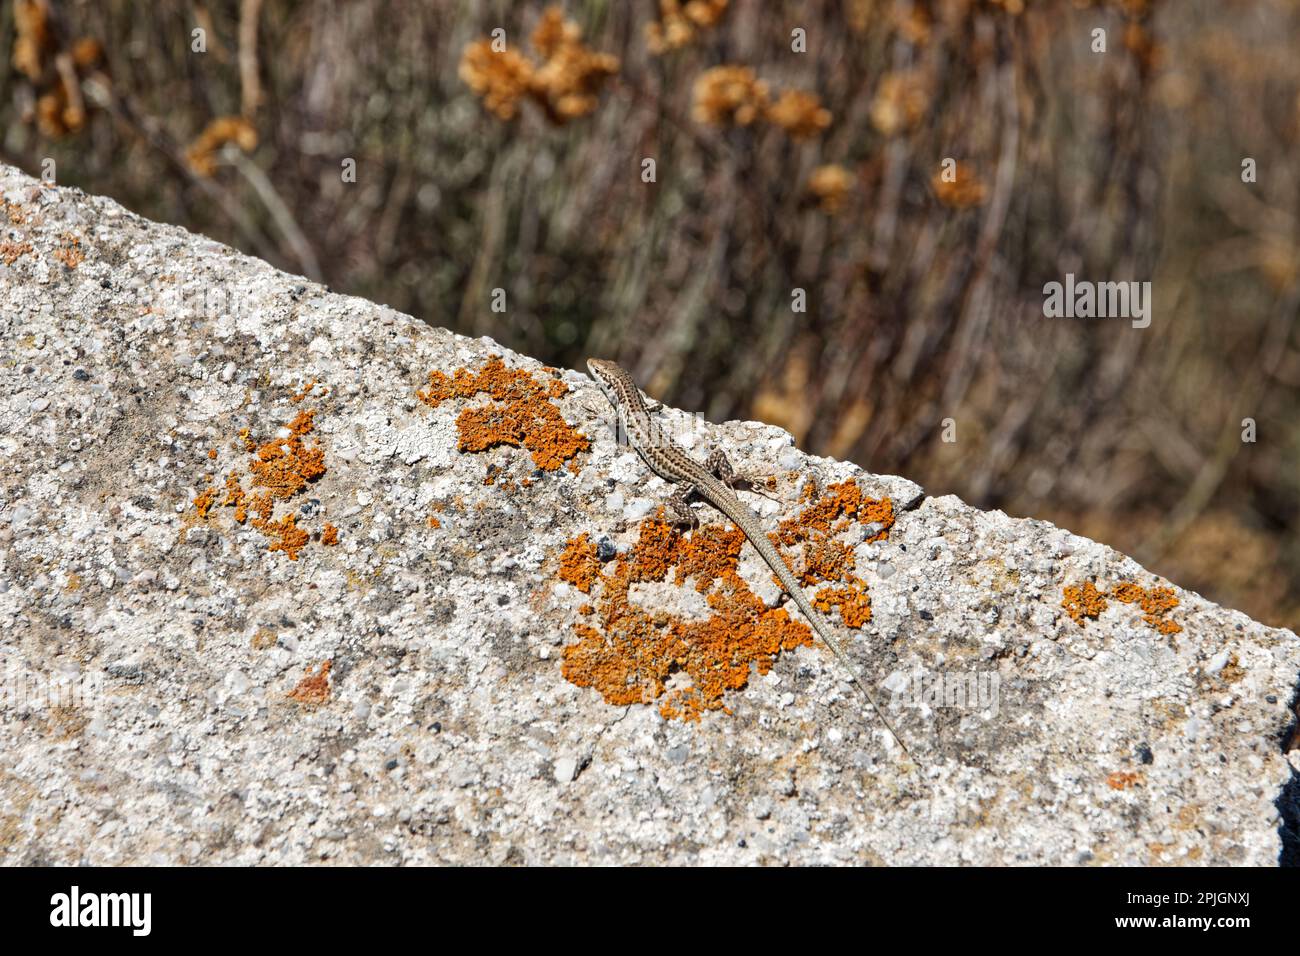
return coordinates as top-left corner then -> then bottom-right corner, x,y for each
419,356 -> 589,474
1106,770 -> 1144,791
1135,586 -> 1181,635
194,404 -> 331,559
223,471 -> 248,522
1066,580 -> 1182,635
320,523 -> 339,546
193,486 -> 217,519
427,515 -> 441,529
52,233 -> 83,268
558,533 -> 602,593
561,515 -> 819,721
248,408 -> 326,499
1062,581 -> 1107,625
776,481 -> 894,547
0,239 -> 33,265
207,448 -> 218,460
814,580 -> 873,628
258,512 -> 309,560
287,660 -> 332,706
560,483 -> 888,720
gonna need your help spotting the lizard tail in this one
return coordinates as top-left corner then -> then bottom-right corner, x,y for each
710,488 -> 919,764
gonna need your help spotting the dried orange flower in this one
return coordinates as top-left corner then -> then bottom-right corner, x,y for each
692,65 -> 770,127
185,116 -> 258,177
931,161 -> 987,208
12,0 -> 53,81
460,7 -> 618,124
870,71 -> 929,136
646,0 -> 729,54
766,89 -> 832,140
459,41 -> 536,120
808,164 -> 853,215
529,10 -> 620,122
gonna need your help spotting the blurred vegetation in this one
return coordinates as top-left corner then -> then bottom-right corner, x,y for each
2,0 -> 1298,628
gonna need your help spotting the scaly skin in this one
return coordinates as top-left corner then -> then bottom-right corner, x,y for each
586,358 -> 913,761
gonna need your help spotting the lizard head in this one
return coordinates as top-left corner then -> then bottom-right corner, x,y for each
585,358 -> 623,403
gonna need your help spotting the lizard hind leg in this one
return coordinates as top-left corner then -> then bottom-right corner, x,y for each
665,484 -> 700,529
707,448 -> 779,501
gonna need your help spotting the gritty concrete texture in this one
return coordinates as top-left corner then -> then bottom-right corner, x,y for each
1,163 -> 1297,865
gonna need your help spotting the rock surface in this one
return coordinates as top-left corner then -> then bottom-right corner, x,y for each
1,163 -> 1297,865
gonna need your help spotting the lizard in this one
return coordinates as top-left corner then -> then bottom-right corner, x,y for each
585,358 -> 915,762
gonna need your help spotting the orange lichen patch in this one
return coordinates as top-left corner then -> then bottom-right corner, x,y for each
1068,580 -> 1182,635
798,538 -> 856,587
1062,581 -> 1107,625
0,239 -> 33,265
250,628 -> 277,650
4,200 -> 27,225
223,471 -> 248,522
646,0 -> 729,54
460,7 -> 618,124
287,660 -> 332,706
427,515 -> 441,529
775,481 -> 894,547
578,603 -> 594,616
560,508 -> 887,721
194,405 -> 331,559
625,516 -> 683,583
320,523 -> 339,546
185,116 -> 258,177
1106,771 -> 1144,791
52,232 -> 83,268
558,533 -> 602,593
931,161 -> 988,209
672,522 -> 746,591
1135,586 -> 1181,635
291,380 -> 316,403
193,486 -> 218,519
258,512 -> 309,560
249,409 -> 326,499
418,357 -> 588,473
814,580 -> 873,628
207,448 -> 218,460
